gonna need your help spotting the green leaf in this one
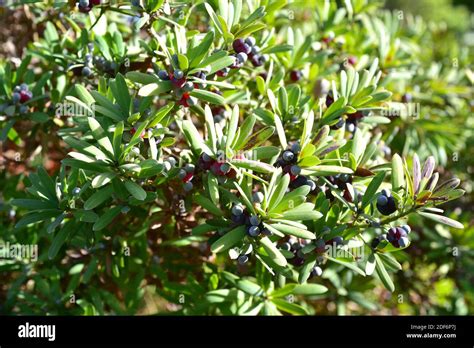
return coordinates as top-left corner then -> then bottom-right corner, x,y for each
207,174 -> 220,205
124,180 -> 147,201
226,105 -> 239,151
15,211 -> 59,229
270,284 -> 297,298
84,185 -> 114,210
271,298 -> 308,315
88,117 -> 114,158
327,256 -> 366,276
190,89 -> 225,105
188,31 -> 215,67
110,73 -> 131,116
48,221 -> 73,259
126,72 -> 159,85
138,81 -> 173,96
293,283 -> 328,295
210,225 -> 246,253
361,171 -> 385,209
11,199 -> 57,210
391,153 -> 405,191
268,174 -> 291,211
260,236 -> 288,267
113,121 -> 124,160
417,212 -> 464,229
231,159 -> 274,173
194,194 -> 223,216
92,173 -> 116,188
299,259 -> 317,284
233,114 -> 256,150
374,253 -> 395,292
273,113 -> 287,148
365,253 -> 376,276
75,84 -> 95,105
93,206 -> 122,231
281,203 -> 323,221
182,120 -> 212,155
304,165 -> 353,176
270,223 -> 316,239
204,3 -> 224,36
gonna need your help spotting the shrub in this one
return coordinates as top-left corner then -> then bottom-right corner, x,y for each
0,0 -> 472,315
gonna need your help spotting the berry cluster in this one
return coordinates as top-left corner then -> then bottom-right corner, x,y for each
274,143 -> 317,191
232,37 -> 267,67
376,189 -> 397,216
78,0 -> 100,13
12,84 -> 32,114
325,174 -> 353,202
158,69 -> 197,107
178,163 -> 195,192
372,225 -> 411,249
280,238 -> 306,266
92,56 -> 118,75
196,152 -> 236,183
230,202 -> 271,238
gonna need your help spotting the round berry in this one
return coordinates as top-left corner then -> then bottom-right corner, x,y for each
184,163 -> 195,173
290,70 -> 302,82
12,92 -> 20,103
178,169 -> 187,180
79,0 -> 89,7
377,195 -> 388,206
82,66 -> 92,77
20,83 -> 28,91
19,105 -> 28,114
183,82 -> 194,92
280,242 -> 291,251
290,165 -> 301,176
248,225 -> 260,237
183,182 -> 193,192
238,255 -> 249,265
401,225 -> 411,234
216,68 -> 229,77
332,117 -> 345,129
252,191 -> 264,203
220,163 -> 230,174
282,150 -> 294,163
236,52 -> 248,63
121,206 -> 130,214
231,204 -> 244,216
158,70 -> 169,80
261,228 -> 272,236
306,180 -> 317,191
250,54 -> 263,67
249,215 -> 260,226
173,69 -> 184,79
333,236 -> 343,245
72,187 -> 81,195
290,142 -> 301,154
245,37 -> 256,46
398,237 -> 409,248
251,45 -> 260,55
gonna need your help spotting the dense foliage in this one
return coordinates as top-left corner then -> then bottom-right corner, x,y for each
0,0 -> 472,315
